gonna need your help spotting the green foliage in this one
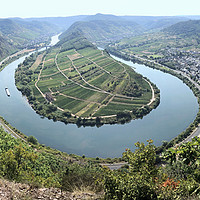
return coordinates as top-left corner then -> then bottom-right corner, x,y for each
161,137 -> 200,198
2,124 -> 200,199
0,127 -> 103,192
123,140 -> 157,176
27,135 -> 38,145
104,140 -> 158,200
104,138 -> 200,199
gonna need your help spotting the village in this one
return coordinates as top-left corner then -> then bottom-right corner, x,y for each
154,48 -> 200,80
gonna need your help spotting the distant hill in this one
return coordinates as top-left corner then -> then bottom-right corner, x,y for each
163,20 -> 200,37
23,15 -> 88,31
56,14 -> 195,47
64,19 -> 143,46
0,14 -> 199,61
13,19 -> 58,36
0,18 -> 59,60
121,16 -> 189,31
84,13 -> 123,21
20,14 -> 200,36
19,14 -> 200,34
0,18 -> 58,46
107,19 -> 200,68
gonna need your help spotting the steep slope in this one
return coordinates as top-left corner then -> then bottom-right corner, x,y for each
0,35 -> 16,60
13,19 -> 58,36
108,19 -> 200,58
0,18 -> 59,61
57,31 -> 95,51
0,18 -> 58,47
163,19 -> 200,37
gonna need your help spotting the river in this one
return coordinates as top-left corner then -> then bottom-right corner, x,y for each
0,35 -> 198,158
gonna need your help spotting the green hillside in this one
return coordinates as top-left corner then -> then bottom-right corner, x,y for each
108,19 -> 200,60
65,19 -> 143,46
0,124 -> 104,196
163,19 -> 200,37
0,18 -> 59,61
0,19 -> 58,46
1,124 -> 200,199
0,35 -> 16,60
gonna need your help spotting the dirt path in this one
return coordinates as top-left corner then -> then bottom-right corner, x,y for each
35,58 -> 46,99
100,162 -> 128,170
143,78 -> 155,106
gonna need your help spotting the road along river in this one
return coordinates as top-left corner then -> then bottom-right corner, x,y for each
0,36 -> 198,158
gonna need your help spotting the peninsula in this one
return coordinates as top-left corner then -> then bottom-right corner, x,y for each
15,31 -> 160,126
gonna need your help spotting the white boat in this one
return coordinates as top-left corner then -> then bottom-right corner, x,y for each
5,87 -> 10,97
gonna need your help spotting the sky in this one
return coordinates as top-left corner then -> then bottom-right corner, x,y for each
2,0 -> 200,18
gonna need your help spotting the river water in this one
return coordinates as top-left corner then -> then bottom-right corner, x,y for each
0,35 -> 198,158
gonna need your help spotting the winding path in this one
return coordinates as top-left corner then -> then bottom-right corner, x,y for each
35,57 -> 46,99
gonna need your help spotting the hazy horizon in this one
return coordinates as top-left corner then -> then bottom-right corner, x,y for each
1,0 -> 199,19
3,13 -> 200,20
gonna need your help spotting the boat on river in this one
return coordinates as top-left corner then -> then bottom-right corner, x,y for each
5,87 -> 10,97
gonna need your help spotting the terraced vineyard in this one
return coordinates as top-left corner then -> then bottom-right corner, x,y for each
16,32 -> 160,125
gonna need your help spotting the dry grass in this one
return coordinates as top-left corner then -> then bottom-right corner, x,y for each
0,178 -> 103,200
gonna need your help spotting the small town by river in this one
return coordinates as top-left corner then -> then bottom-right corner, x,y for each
0,35 -> 198,158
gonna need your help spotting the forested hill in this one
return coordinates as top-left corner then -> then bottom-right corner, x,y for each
163,20 -> 200,37
0,18 -> 59,61
0,18 -> 58,46
65,19 -> 143,46
0,35 -> 16,59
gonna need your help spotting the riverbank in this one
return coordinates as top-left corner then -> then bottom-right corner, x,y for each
108,49 -> 200,151
0,49 -> 35,72
0,117 -> 23,140
0,49 -> 38,141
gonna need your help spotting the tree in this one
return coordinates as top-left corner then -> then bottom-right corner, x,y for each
0,144 -> 38,180
104,140 -> 158,199
27,135 -> 38,145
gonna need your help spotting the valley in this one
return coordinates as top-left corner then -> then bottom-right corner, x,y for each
1,12 -> 200,199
